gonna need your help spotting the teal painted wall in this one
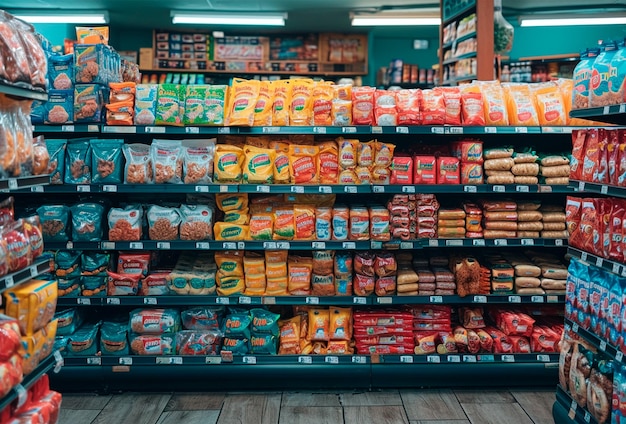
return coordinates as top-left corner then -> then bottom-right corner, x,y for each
33,23 -> 74,47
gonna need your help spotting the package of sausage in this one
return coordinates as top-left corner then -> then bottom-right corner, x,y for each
437,157 -> 460,184
413,156 -> 436,184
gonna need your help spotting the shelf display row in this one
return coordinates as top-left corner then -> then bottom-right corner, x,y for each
0,260 -> 51,295
569,104 -> 626,126
573,181 -> 626,200
0,175 -> 50,193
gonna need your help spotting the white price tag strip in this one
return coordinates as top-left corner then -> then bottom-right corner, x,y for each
306,297 -> 319,305
472,239 -> 485,246
239,296 -> 252,305
616,351 -> 624,362
186,127 -> 200,134
352,356 -> 367,364
601,185 -> 609,194
342,242 -> 356,249
463,355 -> 477,363
87,357 -> 102,365
298,356 -> 312,364
531,296 -> 544,303
129,242 -> 143,249
430,296 -> 443,303
107,298 -> 120,305
325,356 -> 339,364
103,185 -> 117,192
600,341 -> 607,351
427,355 -> 440,363
377,297 -> 393,304
256,185 -> 270,193
401,185 -> 416,193
314,126 -> 327,134
119,357 -> 133,365
464,185 -> 477,193
494,239 -> 508,246
196,242 -> 210,249
473,295 -> 487,303
447,355 -> 461,363
144,297 -> 157,305
344,186 -> 357,193
342,127 -> 357,134
492,185 -> 505,193
157,242 -> 170,250
372,186 -> 385,193
4,275 -> 13,288
216,297 -> 230,305
521,239 -> 534,246
291,186 -> 304,193
371,126 -> 383,134
502,355 -> 515,363
353,297 -> 367,305
400,355 -> 414,363
396,126 -> 409,134
312,242 -> 326,249
484,127 -> 497,133
537,354 -> 550,362
508,295 -> 522,303
243,356 -> 257,364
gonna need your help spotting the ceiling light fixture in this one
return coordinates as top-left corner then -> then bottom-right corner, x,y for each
350,11 -> 440,26
520,15 -> 626,27
13,11 -> 109,24
171,12 -> 287,26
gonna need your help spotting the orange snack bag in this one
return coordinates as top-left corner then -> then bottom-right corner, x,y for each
530,82 -> 567,126
396,89 -> 421,126
265,249 -> 288,264
272,80 -> 292,126
289,79 -> 314,126
338,138 -> 358,170
339,169 -> 358,184
351,86 -> 375,125
279,316 -> 301,354
502,83 -> 540,126
289,145 -> 319,184
227,78 -> 260,126
478,81 -> 508,126
266,276 -> 288,296
270,140 -> 291,184
421,88 -> 446,125
307,308 -> 330,341
317,141 -> 339,184
243,253 -> 265,275
331,100 -> 353,126
349,206 -> 370,240
442,87 -> 462,125
355,166 -> 371,184
357,141 -> 374,167
329,307 -> 352,341
253,81 -> 275,126
374,142 -> 395,168
249,212 -> 274,240
294,204 -> 316,240
332,84 -> 352,101
312,82 -> 334,126
288,256 -> 313,295
460,85 -> 486,126
273,206 -> 295,240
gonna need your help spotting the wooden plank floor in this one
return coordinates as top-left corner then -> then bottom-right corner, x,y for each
58,389 -> 556,424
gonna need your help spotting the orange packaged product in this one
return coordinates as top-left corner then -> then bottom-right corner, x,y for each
329,307 -> 353,341
288,256 -> 313,295
332,84 -> 352,101
530,82 -> 567,126
227,78 -> 260,127
248,213 -> 274,241
581,129 -> 598,183
374,142 -> 395,168
370,207 -> 391,242
442,86 -> 462,125
253,81 -> 275,126
294,205 -> 316,240
349,206 -> 370,241
351,86 -> 376,125
357,141 -> 374,167
338,138 -> 358,169
477,81 -> 508,126
460,85 -> 486,126
317,141 -> 339,184
312,82 -> 334,126
339,169 -> 358,184
109,82 -> 136,102
503,83 -> 540,126
355,166 -> 371,185
273,206 -> 295,240
371,166 -> 391,185
461,163 -> 483,184
396,89 -> 421,126
289,79 -> 314,126
105,101 -> 134,126
272,80 -> 292,126
331,100 -> 353,126
266,276 -> 288,296
421,88 -> 445,125
437,157 -> 460,184
289,145 -> 319,184
279,316 -> 301,354
307,308 -> 330,341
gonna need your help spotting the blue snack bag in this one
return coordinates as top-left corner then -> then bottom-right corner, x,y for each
91,139 -> 123,183
64,138 -> 91,184
71,203 -> 104,241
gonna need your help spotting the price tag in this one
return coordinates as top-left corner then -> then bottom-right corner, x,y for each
129,242 -> 143,250
463,355 -> 477,363
172,357 -> 184,365
306,296 -> 319,305
185,126 -> 200,134
312,242 -> 326,249
77,185 -> 91,192
263,242 -> 277,249
342,126 -> 357,134
318,186 -> 332,194
101,242 -> 115,250
430,296 -> 443,303
596,257 -> 604,267
262,127 -> 279,134
377,297 -> 393,304
219,185 -> 230,193
344,186 -> 357,193
603,106 -> 611,115
613,263 -> 621,274
515,127 -> 528,133
464,185 -> 477,193
581,252 -> 588,262
206,356 -> 222,364
620,104 -> 626,114
62,125 -> 75,132
601,185 -> 609,194
4,275 -> 13,288
119,357 -> 133,365
325,356 -> 339,364
371,126 -> 383,134
445,239 -> 463,247
313,126 -> 327,134
448,355 -> 461,363
547,295 -> 559,303
342,242 -> 356,249
555,239 -> 564,247
243,356 -> 257,364
103,185 -> 117,192
494,239 -> 508,246
298,356 -> 312,364
473,295 -> 487,303
372,186 -> 385,193
87,357 -> 102,365
144,297 -> 157,305
537,354 -> 550,362
531,296 -> 544,303
218,127 -> 231,134
427,355 -> 440,363
472,239 -> 485,246
516,185 -> 529,193
400,356 -> 414,363
77,298 -> 91,305
572,322 -> 580,333
236,296 -> 251,305
352,356 -> 367,364
145,126 -> 166,133
502,355 -> 515,363
568,400 -> 577,419
508,295 -> 522,303
276,242 -> 290,249
353,297 -> 367,305
401,185 -> 416,193
223,242 -> 236,249
539,185 -> 553,193
600,341 -> 607,351
107,298 -> 120,305
429,239 -> 440,247
216,297 -> 230,305
584,411 -> 591,423
157,242 -> 170,250
431,127 -> 444,134
54,350 -> 64,373
578,181 -> 586,191
617,351 -> 624,362
290,185 -> 304,193
492,185 -> 506,193
264,297 -> 276,305
484,127 -> 497,133
400,242 -> 414,250
371,241 -> 382,250
30,265 -> 39,278
66,241 -> 74,249
396,126 -> 409,134
256,185 -> 270,193
156,357 -> 171,365
194,185 -> 209,193
196,242 -> 210,249
521,239 -> 534,246
449,127 -> 464,134
15,384 -> 27,407
30,185 -> 44,193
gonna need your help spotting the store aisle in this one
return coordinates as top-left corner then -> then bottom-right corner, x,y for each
58,388 -> 556,424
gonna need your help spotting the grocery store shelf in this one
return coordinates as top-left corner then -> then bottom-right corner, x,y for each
443,52 -> 477,66
374,353 -> 558,364
101,125 -> 231,135
0,259 -> 50,294
565,318 -> 625,364
0,175 -> 50,192
24,183 -> 238,194
369,184 -> 573,194
33,124 -> 100,133
238,184 -> 370,194
572,180 -> 626,199
0,351 -> 62,412
442,32 -> 477,50
372,294 -> 564,305
0,81 -> 47,101
554,385 -> 598,424
567,247 -> 626,277
569,103 -> 626,125
419,238 -> 567,248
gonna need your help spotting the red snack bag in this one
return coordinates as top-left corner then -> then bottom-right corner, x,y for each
578,200 -> 596,253
390,156 -> 413,185
451,140 -> 483,163
610,200 -> 625,261
437,157 -> 460,184
593,199 -> 611,257
566,197 -> 583,249
351,86 -> 375,125
618,130 -> 626,187
599,199 -> 614,259
461,88 -> 486,126
107,270 -> 142,295
395,89 -> 421,126
353,273 -> 375,296
421,88 -> 445,125
485,327 -> 512,353
117,252 -> 151,276
414,156 -> 436,184
4,219 -> 31,272
509,336 -> 531,353
442,87 -> 462,125
608,129 -> 620,185
596,128 -> 610,184
22,215 -> 44,260
570,129 -> 587,180
0,196 -> 14,228
374,90 -> 398,126
581,128 -> 599,183
497,311 -> 535,337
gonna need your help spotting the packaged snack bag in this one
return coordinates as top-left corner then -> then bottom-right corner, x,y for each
253,81 -> 275,126
338,138 -> 358,170
421,88 -> 445,125
294,205 -> 316,240
460,84 -> 486,126
530,82 -> 566,126
442,87 -> 462,126
352,86 -> 375,125
155,84 -> 183,126
227,78 -> 260,126
289,79 -> 314,126
214,145 -> 244,183
503,83 -> 540,126
331,100 -> 352,126
182,139 -> 215,184
243,145 -> 275,184
151,139 -> 183,184
273,207 -> 295,240
590,41 -> 619,107
272,80 -> 291,126
312,82 -> 333,126
396,89 -> 421,126
477,81 -> 508,126
375,90 -> 397,126
318,141 -> 339,184
91,139 -> 123,183
289,145 -> 319,184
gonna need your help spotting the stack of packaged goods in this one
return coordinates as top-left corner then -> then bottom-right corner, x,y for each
511,151 -> 540,185
451,140 -> 483,185
437,209 -> 466,239
413,256 -> 435,296
540,205 -> 567,239
353,310 -> 414,354
128,308 -> 179,355
265,251 -> 288,296
167,253 -> 216,295
214,251 -> 244,297
0,315 -> 24,397
417,195 -> 440,239
105,82 -> 136,125
413,306 -> 453,354
572,128 -> 626,188
483,148 -> 514,185
481,200 -> 518,239
482,254 -> 515,295
526,252 -> 568,295
516,202 -> 543,239
538,155 -> 570,186
507,253 -> 543,295
463,203 -> 483,238
214,193 -> 249,241
178,307 -> 223,356
396,253 -> 419,296
0,374 -> 62,424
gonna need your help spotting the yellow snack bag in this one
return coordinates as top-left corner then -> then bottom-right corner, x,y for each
227,78 -> 260,126
243,145 -> 276,184
5,280 -> 58,336
332,100 -> 353,126
289,79 -> 314,126
243,253 -> 265,275
307,308 -> 330,341
317,141 -> 339,184
289,145 -> 320,184
338,138 -> 358,169
244,274 -> 267,290
216,193 -> 248,212
554,78 -> 589,126
266,276 -> 289,296
478,81 -> 509,126
273,206 -> 295,240
217,276 -> 245,296
266,262 -> 288,279
288,256 -> 313,295
253,81 -> 275,126
294,204 -> 316,240
502,83 -> 540,126
213,223 -> 249,241
224,209 -> 250,225
272,80 -> 292,126
329,307 -> 353,341
332,84 -> 352,101
313,81 -> 334,126
215,251 -> 244,277
530,82 -> 567,126
374,142 -> 395,168
272,143 -> 291,184
249,212 -> 274,240
214,145 -> 244,183
265,250 -> 288,264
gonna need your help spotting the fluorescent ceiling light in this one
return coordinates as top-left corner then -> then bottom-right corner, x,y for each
351,16 -> 441,26
171,12 -> 286,26
520,16 -> 626,27
13,12 -> 108,24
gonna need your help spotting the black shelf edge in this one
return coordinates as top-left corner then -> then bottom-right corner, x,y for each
238,184 -> 370,194
374,353 -> 559,364
555,385 -> 599,424
572,180 -> 626,200
569,104 -> 626,125
0,82 -> 47,102
33,124 -> 100,133
0,175 -> 50,192
421,238 -> 567,248
22,183 -> 239,194
564,318 -> 624,364
373,294 -> 564,305
0,351 -> 61,412
567,246 -> 626,277
0,259 -> 50,294
101,125 -> 230,135
443,52 -> 477,66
